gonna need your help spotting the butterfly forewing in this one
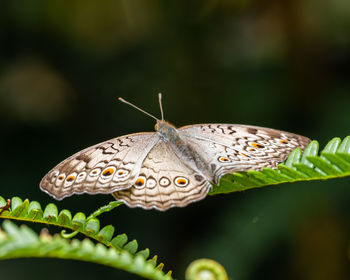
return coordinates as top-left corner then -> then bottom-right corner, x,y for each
40,133 -> 159,199
179,124 -> 311,183
112,140 -> 212,211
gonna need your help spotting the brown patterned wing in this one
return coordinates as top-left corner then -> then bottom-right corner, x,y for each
40,133 -> 159,200
179,124 -> 311,183
112,141 -> 212,211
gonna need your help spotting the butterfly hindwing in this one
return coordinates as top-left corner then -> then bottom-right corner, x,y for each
179,124 -> 311,183
40,133 -> 159,199
112,141 -> 212,211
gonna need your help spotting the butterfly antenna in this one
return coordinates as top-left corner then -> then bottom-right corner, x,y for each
158,93 -> 164,121
118,97 -> 159,121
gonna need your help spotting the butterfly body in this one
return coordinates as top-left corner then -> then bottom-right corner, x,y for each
40,120 -> 310,211
156,120 -> 213,181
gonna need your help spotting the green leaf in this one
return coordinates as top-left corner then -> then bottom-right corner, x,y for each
97,225 -> 115,242
11,197 -> 29,218
72,212 -> 86,231
43,203 -> 58,222
0,196 -> 164,273
85,218 -> 100,235
57,209 -> 72,226
27,201 -> 43,220
0,197 -> 7,208
136,248 -> 150,259
124,240 -> 138,254
111,234 -> 128,249
0,221 -> 173,280
284,147 -> 302,167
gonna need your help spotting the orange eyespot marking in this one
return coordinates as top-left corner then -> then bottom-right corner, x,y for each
92,170 -> 98,174
218,156 -> 229,162
66,175 -> 75,182
241,153 -> 248,157
115,169 -> 129,178
58,175 -> 64,180
177,178 -> 187,185
174,176 -> 189,187
103,168 -> 115,176
251,143 -> 264,149
279,139 -> 288,144
135,178 -> 145,186
249,148 -> 255,151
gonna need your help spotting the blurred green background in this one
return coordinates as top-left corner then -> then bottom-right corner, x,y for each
0,1 -> 349,279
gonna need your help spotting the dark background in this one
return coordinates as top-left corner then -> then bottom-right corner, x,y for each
0,1 -> 349,279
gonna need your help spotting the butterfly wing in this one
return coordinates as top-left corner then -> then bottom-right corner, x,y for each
40,133 -> 160,200
112,140 -> 212,211
179,124 -> 311,183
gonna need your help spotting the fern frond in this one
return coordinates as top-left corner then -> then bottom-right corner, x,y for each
0,220 -> 173,280
0,197 -> 168,274
211,136 -> 350,195
186,259 -> 228,280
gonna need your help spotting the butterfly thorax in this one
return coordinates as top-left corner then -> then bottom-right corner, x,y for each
155,120 -> 213,179
156,121 -> 193,152
155,121 -> 178,142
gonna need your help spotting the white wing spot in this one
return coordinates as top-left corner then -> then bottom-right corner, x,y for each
159,177 -> 170,187
87,168 -> 101,182
146,177 -> 157,188
50,170 -> 60,183
75,172 -> 87,183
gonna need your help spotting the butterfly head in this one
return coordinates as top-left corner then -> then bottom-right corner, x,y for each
119,94 -> 178,141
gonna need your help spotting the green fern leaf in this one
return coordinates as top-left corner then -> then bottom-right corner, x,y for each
0,196 -> 167,274
0,220 -> 173,280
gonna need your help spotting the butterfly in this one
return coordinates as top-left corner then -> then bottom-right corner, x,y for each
40,94 -> 311,211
